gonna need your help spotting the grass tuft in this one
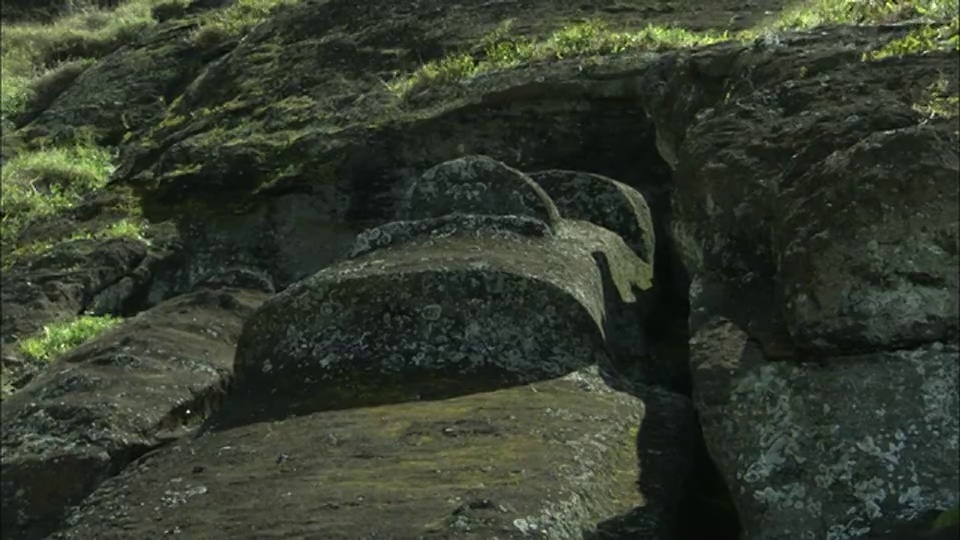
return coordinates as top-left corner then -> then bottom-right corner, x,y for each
1,141 -> 117,251
768,0 -> 958,31
912,73 -> 960,119
192,0 -> 301,46
18,315 -> 122,362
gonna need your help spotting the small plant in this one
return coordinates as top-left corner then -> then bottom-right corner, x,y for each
18,315 -> 123,362
913,73 -> 960,119
863,20 -> 959,61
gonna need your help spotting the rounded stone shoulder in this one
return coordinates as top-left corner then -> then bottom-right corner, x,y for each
401,155 -> 561,226
345,214 -> 552,260
529,170 -> 655,264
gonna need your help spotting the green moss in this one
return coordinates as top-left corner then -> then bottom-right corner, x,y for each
19,315 -> 123,362
933,504 -> 960,530
194,0 -> 302,43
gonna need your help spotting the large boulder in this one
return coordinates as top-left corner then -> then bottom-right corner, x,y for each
54,367 -> 650,539
690,318 -> 959,540
777,123 -> 959,355
639,26 -> 960,539
227,212 -> 652,424
0,286 -> 270,540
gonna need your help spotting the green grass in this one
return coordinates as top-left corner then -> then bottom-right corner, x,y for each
0,0 -> 172,128
767,0 -> 958,31
863,18 -> 959,60
192,0 -> 301,46
388,19 -> 733,98
18,315 -> 123,362
389,1 -> 960,99
1,141 -> 117,252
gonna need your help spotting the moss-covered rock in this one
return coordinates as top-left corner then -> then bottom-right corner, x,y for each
229,220 -> 617,423
0,287 -> 270,540
53,367 -> 646,539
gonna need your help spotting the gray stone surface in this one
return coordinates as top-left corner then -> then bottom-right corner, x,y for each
530,169 -> 656,264
401,154 -> 561,227
690,317 -> 960,540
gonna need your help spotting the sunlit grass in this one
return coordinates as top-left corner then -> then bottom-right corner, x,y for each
18,315 -> 123,361
388,19 -> 732,98
0,0 -> 173,127
1,141 -> 117,251
192,0 -> 301,46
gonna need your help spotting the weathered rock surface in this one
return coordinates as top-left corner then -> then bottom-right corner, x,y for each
227,214 -> 652,423
690,317 -> 959,540
633,27 -> 960,538
1,238 -> 149,343
0,286 -> 269,540
777,123 -> 959,355
20,20 -> 208,145
529,170 -> 656,264
55,368 -> 645,539
3,0 -> 958,538
401,154 -> 561,227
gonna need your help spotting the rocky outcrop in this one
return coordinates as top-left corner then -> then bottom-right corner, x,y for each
691,319 -> 959,539
2,1 -> 957,538
44,154 -> 689,538
0,285 -> 269,540
224,156 -> 653,423
639,26 -> 959,540
1,238 -> 151,343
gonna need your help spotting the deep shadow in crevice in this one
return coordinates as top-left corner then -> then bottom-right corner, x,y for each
674,420 -> 741,540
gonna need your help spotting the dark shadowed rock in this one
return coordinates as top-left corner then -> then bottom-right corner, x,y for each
590,385 -> 698,539
54,367 -> 645,539
400,154 -> 561,227
0,287 -> 269,540
226,213 -> 653,424
194,266 -> 275,294
529,170 -> 656,264
689,317 -> 959,540
1,238 -> 149,344
777,123 -> 959,355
